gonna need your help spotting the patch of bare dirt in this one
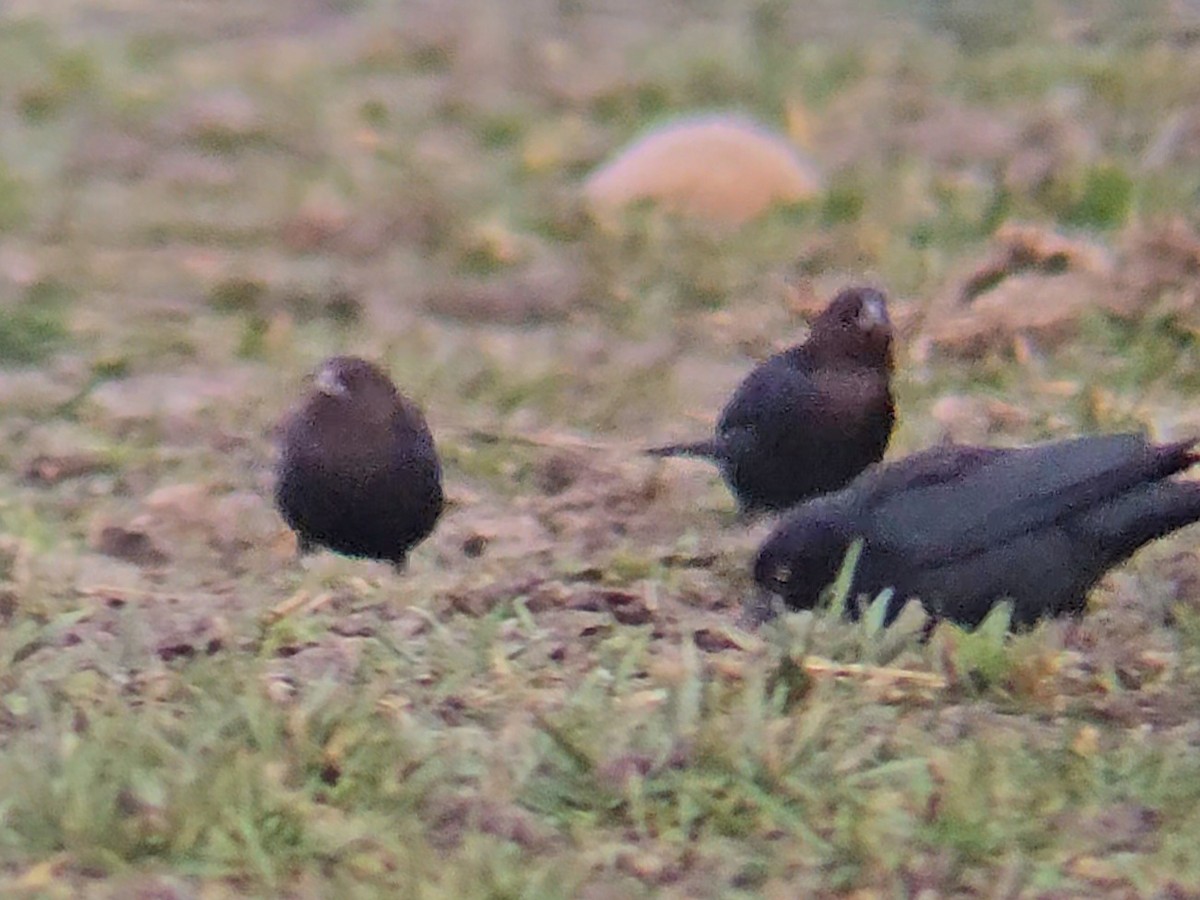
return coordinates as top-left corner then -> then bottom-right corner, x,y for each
20,585 -> 243,674
918,219 -> 1200,358
23,452 -> 112,486
532,454 -> 669,551
88,368 -> 263,430
1003,108 -> 1098,197
424,791 -> 562,853
918,223 -> 1116,357
897,97 -> 1023,167
1118,217 -> 1200,328
89,522 -> 171,568
264,638 -> 366,694
928,394 -> 1032,444
421,252 -> 583,324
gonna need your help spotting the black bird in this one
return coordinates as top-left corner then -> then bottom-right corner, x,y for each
274,356 -> 444,568
753,434 -> 1200,629
648,286 -> 895,514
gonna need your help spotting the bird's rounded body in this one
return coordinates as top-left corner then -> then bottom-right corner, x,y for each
274,356 -> 444,567
716,355 -> 894,512
648,286 -> 895,514
754,435 -> 1200,629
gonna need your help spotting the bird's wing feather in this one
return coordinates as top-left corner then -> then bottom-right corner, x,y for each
716,358 -> 820,433
868,433 -> 1159,567
855,443 -> 1005,498
718,359 -> 890,436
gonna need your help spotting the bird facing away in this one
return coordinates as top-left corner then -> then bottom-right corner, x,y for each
648,286 -> 895,514
274,356 -> 444,569
753,433 -> 1200,630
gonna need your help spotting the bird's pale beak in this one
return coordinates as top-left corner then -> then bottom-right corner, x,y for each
858,295 -> 890,331
314,365 -> 348,397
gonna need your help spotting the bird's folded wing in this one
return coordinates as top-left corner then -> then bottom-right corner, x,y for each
857,444 -> 1005,498
869,433 -> 1159,567
717,361 -> 819,432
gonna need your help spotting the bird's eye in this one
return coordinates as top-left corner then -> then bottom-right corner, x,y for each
772,564 -> 792,585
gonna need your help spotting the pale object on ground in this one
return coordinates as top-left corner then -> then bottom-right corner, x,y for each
584,113 -> 822,225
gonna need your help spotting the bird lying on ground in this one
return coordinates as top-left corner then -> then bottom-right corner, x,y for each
274,356 -> 444,569
648,285 -> 895,515
752,433 -> 1200,629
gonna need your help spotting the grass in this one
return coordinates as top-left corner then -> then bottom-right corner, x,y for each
1,0 -> 1200,894
0,281 -> 72,365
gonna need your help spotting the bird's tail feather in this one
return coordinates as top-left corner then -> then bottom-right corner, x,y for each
1151,437 -> 1200,477
1082,480 -> 1200,565
645,439 -> 721,459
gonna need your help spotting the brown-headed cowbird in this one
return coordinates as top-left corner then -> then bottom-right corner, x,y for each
753,433 -> 1200,629
648,286 -> 894,514
274,356 -> 443,568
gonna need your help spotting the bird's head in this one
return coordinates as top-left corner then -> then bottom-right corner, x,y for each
313,356 -> 396,399
807,286 -> 893,369
754,511 -> 856,611
309,356 -> 402,421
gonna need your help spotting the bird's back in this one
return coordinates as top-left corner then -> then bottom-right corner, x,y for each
866,435 -> 1189,567
757,434 -> 1200,629
717,351 -> 893,511
861,435 -> 1200,625
275,393 -> 443,563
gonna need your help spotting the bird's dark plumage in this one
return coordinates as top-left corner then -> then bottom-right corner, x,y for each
648,286 -> 895,514
754,434 -> 1200,629
274,356 -> 444,568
